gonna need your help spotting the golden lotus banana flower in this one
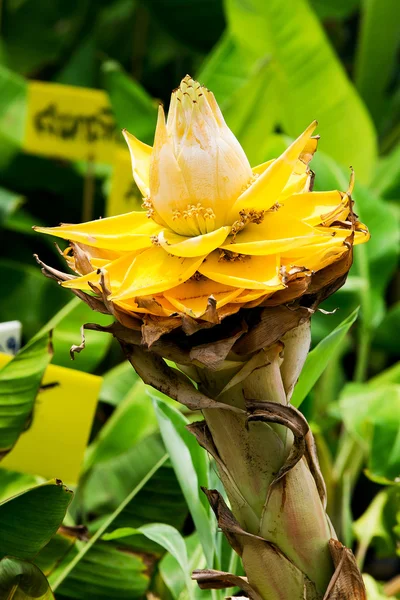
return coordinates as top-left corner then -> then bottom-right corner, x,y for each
34,75 -> 369,327
35,75 -> 370,600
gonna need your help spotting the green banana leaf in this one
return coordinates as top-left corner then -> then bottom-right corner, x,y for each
0,65 -> 26,170
34,527 -> 151,600
0,260 -> 66,340
0,479 -> 73,560
153,397 -> 215,567
291,309 -> 359,408
104,523 -> 194,600
225,0 -> 377,182
54,543 -> 150,600
0,557 -> 54,600
102,60 -> 158,145
84,379 -> 158,471
0,331 -> 52,459
354,0 -> 400,127
81,432 -> 187,552
198,32 -> 278,165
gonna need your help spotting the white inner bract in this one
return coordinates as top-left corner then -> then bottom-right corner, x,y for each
149,76 -> 253,236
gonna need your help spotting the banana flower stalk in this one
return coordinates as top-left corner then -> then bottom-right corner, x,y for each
35,76 -> 369,599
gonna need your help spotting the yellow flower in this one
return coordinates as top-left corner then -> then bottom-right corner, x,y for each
35,75 -> 369,323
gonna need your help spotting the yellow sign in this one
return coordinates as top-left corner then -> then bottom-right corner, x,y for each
0,354 -> 101,484
106,147 -> 144,216
23,80 -> 148,218
24,81 -> 121,163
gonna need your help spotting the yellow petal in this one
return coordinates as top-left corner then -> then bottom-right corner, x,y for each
61,252 -> 137,292
122,129 -> 152,197
231,289 -> 270,303
295,135 -> 319,172
278,191 -> 349,226
283,136 -> 318,195
69,243 -> 123,261
89,258 -> 111,269
164,279 -> 243,317
280,172 -> 310,198
199,252 -> 284,290
282,245 -> 347,272
252,159 -> 275,176
320,201 -> 351,226
158,226 -> 231,258
253,136 -> 317,197
318,226 -> 370,246
115,295 -> 178,317
221,212 -> 328,256
280,227 -> 370,272
111,246 -> 205,300
229,121 -> 318,220
263,137 -> 318,200
34,212 -> 162,251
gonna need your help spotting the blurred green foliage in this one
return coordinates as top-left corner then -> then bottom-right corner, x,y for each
0,0 -> 399,597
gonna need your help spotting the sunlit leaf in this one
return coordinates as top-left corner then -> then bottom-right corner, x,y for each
198,32 -> 278,165
354,0 -> 400,127
104,523 -> 194,599
153,396 -> 215,566
159,533 -> 209,600
363,574 -> 397,600
338,383 -> 400,483
353,488 -> 398,569
225,0 -> 377,181
291,308 -> 359,408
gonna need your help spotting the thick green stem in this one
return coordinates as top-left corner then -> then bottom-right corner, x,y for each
192,324 -> 337,599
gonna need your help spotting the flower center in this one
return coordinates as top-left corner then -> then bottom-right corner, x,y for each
231,209 -> 265,240
172,203 -> 216,235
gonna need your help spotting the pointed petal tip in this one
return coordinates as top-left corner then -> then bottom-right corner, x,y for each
122,128 -> 140,146
33,225 -> 49,234
154,104 -> 167,139
306,120 -> 318,135
348,167 -> 355,194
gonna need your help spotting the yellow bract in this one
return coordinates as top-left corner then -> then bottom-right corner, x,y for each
35,75 -> 370,322
158,226 -> 231,257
